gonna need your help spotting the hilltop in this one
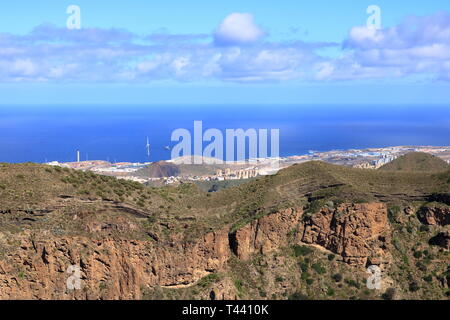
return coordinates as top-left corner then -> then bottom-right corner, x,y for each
134,161 -> 180,178
379,152 -> 450,172
0,160 -> 449,300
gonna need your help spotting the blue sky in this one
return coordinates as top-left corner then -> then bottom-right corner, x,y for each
1,0 -> 450,104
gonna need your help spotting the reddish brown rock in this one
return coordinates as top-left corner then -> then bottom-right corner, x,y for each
301,203 -> 390,266
418,205 -> 450,226
230,208 -> 303,260
230,203 -> 390,267
0,203 -> 391,300
0,229 -> 230,300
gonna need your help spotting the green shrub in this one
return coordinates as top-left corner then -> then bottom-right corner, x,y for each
327,288 -> 335,296
312,263 -> 326,275
298,262 -> 309,273
288,292 -> 308,300
345,279 -> 361,289
77,189 -> 90,196
304,200 -> 325,216
293,245 -> 313,257
416,262 -> 427,272
234,279 -> 244,294
381,288 -> 396,300
137,200 -> 145,208
332,273 -> 343,282
197,273 -> 220,288
99,282 -> 107,291
275,276 -> 284,282
388,206 -> 401,223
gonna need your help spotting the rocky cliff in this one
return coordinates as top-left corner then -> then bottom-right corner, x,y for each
229,208 -> 303,260
301,203 -> 390,266
418,204 -> 450,226
1,162 -> 449,300
0,203 -> 392,300
0,230 -> 230,300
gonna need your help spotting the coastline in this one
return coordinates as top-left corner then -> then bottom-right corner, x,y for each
39,145 -> 450,185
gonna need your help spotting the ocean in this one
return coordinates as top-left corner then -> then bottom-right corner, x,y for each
0,104 -> 449,164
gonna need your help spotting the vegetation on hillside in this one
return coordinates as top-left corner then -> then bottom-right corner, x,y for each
0,159 -> 449,300
379,152 -> 450,172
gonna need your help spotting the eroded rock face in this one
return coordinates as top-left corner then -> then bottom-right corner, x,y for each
0,202 -> 390,299
230,203 -> 390,267
230,208 -> 303,260
0,229 -> 230,300
301,203 -> 390,266
418,205 -> 450,226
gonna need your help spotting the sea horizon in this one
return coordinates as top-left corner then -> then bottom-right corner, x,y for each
1,104 -> 449,164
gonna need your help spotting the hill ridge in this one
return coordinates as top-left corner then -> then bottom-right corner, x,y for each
379,152 -> 449,172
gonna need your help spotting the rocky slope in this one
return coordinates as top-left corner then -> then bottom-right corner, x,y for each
0,204 -> 391,299
0,162 -> 449,300
418,202 -> 450,226
301,203 -> 390,266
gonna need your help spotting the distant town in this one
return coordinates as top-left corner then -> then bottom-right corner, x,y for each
46,146 -> 450,185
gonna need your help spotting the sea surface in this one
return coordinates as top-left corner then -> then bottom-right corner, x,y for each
0,104 -> 449,163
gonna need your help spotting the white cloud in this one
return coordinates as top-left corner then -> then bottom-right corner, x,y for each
215,47 -> 307,82
348,26 -> 385,46
171,56 -> 190,75
315,62 -> 335,80
1,11 -> 449,83
320,11 -> 450,81
214,13 -> 265,46
12,59 -> 37,76
137,60 -> 160,74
